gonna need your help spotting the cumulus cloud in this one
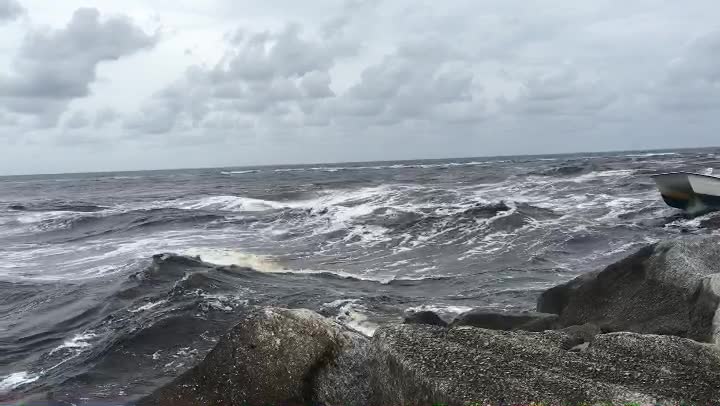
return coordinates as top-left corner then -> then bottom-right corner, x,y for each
4,0 -> 720,174
0,0 -> 23,22
124,17 -> 492,139
124,22 -> 356,135
0,8 -> 158,126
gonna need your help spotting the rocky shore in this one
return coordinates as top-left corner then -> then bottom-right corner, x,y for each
132,237 -> 720,405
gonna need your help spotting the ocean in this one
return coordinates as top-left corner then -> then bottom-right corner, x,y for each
2,148 -> 720,403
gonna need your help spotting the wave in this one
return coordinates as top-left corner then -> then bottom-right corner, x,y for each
625,152 -> 678,158
48,332 -> 97,355
572,169 -> 636,182
8,203 -> 107,213
169,195 -> 290,212
272,161 -> 491,173
0,372 -> 38,394
220,170 -> 260,175
14,208 -> 225,238
530,163 -> 597,177
405,304 -> 474,316
320,299 -> 378,336
1,250 -> 482,399
181,248 -> 286,273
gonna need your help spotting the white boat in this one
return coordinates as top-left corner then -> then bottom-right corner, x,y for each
652,172 -> 720,213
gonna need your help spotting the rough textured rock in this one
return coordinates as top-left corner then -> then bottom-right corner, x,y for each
538,238 -> 720,342
556,323 -> 602,349
369,324 -> 720,405
137,307 -> 369,406
450,308 -> 559,331
314,329 -> 371,406
403,310 -> 448,327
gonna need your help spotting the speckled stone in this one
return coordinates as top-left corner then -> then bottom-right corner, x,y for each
137,307 -> 370,406
369,324 -> 720,405
449,309 -> 559,331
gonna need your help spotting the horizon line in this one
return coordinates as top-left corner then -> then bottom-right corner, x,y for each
1,145 -> 717,178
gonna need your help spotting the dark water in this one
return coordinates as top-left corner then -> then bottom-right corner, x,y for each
2,149 -> 720,403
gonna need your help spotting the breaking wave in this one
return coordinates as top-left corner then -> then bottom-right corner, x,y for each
3,148 -> 720,402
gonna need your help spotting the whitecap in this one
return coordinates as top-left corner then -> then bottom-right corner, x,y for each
220,170 -> 260,175
321,299 -> 378,336
50,332 -> 97,355
0,371 -> 39,393
405,304 -> 474,315
183,248 -> 286,272
130,300 -> 168,313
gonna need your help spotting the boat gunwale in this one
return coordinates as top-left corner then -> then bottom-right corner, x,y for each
650,171 -> 720,181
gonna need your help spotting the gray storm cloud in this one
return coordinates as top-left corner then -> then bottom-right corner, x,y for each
0,0 -> 719,174
0,8 -> 157,127
0,0 -> 23,22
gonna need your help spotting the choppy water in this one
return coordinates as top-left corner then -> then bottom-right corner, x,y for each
2,149 -> 720,404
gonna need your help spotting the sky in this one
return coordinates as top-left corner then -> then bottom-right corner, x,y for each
0,0 -> 719,175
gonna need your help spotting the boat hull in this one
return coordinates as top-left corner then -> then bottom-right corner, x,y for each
652,172 -> 720,212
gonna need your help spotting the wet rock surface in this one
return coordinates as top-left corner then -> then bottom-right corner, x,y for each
403,310 -> 448,327
538,238 -> 720,342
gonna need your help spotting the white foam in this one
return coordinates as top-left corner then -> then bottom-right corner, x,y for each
573,169 -> 635,182
272,161 -> 491,173
15,210 -> 84,226
322,299 -> 378,336
406,304 -> 474,315
597,197 -> 647,221
0,371 -> 39,393
198,293 -> 249,312
625,152 -> 678,158
183,248 -> 286,272
50,332 -> 97,355
130,300 -> 168,313
182,247 -> 392,281
221,170 -> 260,175
178,195 -> 287,212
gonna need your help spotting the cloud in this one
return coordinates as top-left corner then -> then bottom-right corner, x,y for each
94,108 -> 118,128
300,71 -> 334,98
4,0 -> 720,174
124,16 -> 492,139
124,22 -> 358,135
0,0 -> 23,22
508,69 -> 617,117
63,111 -> 90,129
653,31 -> 720,112
0,8 -> 158,126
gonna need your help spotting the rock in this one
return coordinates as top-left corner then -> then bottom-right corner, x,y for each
449,308 -> 559,331
369,324 -> 720,405
556,323 -> 602,349
314,329 -> 371,406
403,310 -> 448,327
137,307 -> 370,406
537,238 -> 720,343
